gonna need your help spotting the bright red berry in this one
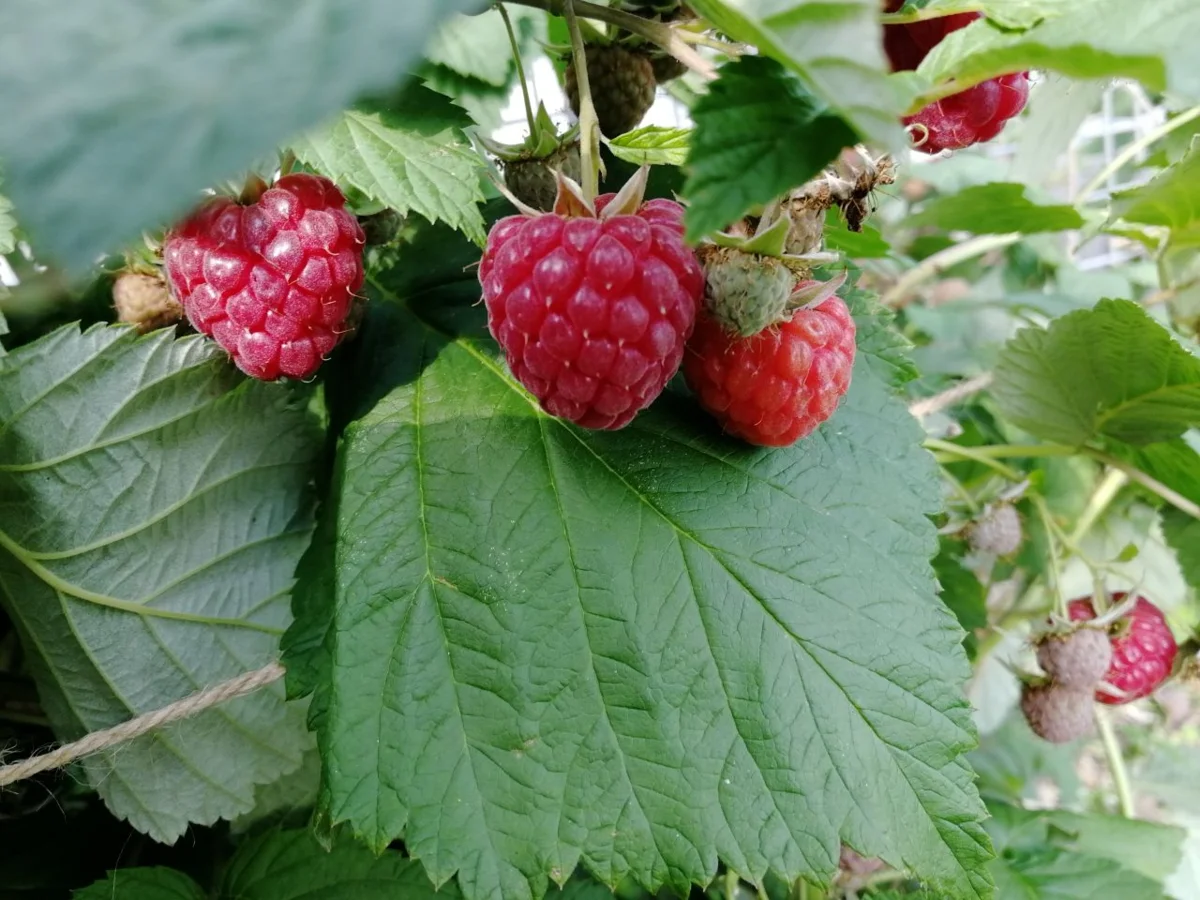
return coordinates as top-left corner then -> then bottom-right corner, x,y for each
163,173 -> 365,381
682,292 -> 856,447
882,3 -> 1030,154
479,190 -> 704,430
1068,594 -> 1178,705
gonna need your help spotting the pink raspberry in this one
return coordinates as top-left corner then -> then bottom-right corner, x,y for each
163,173 -> 365,381
1069,594 -> 1178,705
479,193 -> 704,430
883,3 -> 1030,153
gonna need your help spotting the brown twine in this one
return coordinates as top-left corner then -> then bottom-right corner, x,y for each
0,661 -> 285,788
0,379 -> 996,789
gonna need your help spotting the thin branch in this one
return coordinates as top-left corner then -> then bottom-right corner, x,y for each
564,0 -> 599,202
505,0 -> 717,80
1090,449 -> 1200,521
881,233 -> 1021,308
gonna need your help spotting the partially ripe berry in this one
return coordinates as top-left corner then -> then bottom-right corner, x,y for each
1036,628 -> 1113,689
1021,682 -> 1094,743
1069,595 -> 1178,704
968,503 -> 1022,556
698,246 -> 795,338
113,272 -> 183,334
479,187 -> 704,430
566,44 -> 657,137
683,292 -> 856,447
163,173 -> 365,381
882,2 -> 1030,154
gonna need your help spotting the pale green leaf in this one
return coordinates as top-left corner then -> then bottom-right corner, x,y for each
426,10 -> 520,88
890,0 -> 1085,30
686,0 -> 909,150
74,868 -> 206,900
608,127 -> 691,167
222,828 -> 460,900
684,57 -> 859,239
0,0 -> 482,272
292,84 -> 487,244
1111,136 -> 1200,249
285,223 -> 992,900
0,326 -> 319,841
906,183 -> 1083,235
991,299 -> 1200,446
916,0 -> 1200,104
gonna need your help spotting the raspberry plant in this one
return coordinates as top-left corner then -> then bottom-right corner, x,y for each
2,2 -> 1200,900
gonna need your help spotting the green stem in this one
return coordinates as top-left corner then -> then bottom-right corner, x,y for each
497,3 -> 537,136
881,233 -> 1021,307
1088,449 -> 1200,521
1078,105 -> 1200,202
1070,469 -> 1128,544
1033,494 -> 1069,618
563,0 -> 599,202
725,870 -> 739,900
925,438 -> 1065,480
881,3 -> 983,24
1095,705 -> 1136,818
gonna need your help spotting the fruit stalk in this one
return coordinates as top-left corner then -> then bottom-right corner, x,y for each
563,0 -> 600,202
1094,705 -> 1135,817
498,3 -> 538,134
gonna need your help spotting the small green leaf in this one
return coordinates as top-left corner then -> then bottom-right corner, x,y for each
916,0 -> 1199,104
933,539 -> 987,658
686,0 -> 909,150
74,868 -> 206,900
0,0 -> 482,272
222,828 -> 461,900
285,222 -> 993,900
906,183 -> 1084,234
684,56 -> 859,240
992,299 -> 1200,446
0,326 -> 319,842
824,215 -> 891,259
607,126 -> 691,167
888,1 -> 1078,30
292,83 -> 487,244
1111,136 -> 1200,248
1163,507 -> 1200,589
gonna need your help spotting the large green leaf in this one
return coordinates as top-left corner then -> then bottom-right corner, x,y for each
223,828 -> 463,900
683,57 -> 859,240
0,326 -> 319,841
0,0 -> 481,272
426,10 -> 520,88
991,299 -> 1200,446
916,0 -> 1200,103
284,224 -> 992,900
905,184 -> 1083,235
75,868 -> 207,900
292,84 -> 487,244
686,0 -> 908,150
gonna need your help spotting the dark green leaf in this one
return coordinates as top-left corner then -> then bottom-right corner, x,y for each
291,83 -> 487,244
824,211 -> 891,258
0,0 -> 481,271
906,184 -> 1083,235
991,299 -> 1200,446
74,868 -> 206,900
222,828 -> 461,900
683,56 -> 859,240
685,0 -> 908,149
0,326 -> 319,841
284,226 -> 992,900
933,539 -> 987,658
1162,507 -> 1200,588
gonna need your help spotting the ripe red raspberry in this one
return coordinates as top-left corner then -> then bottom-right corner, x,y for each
1068,594 -> 1178,705
479,188 -> 704,430
883,3 -> 1030,154
682,292 -> 856,447
163,173 -> 365,381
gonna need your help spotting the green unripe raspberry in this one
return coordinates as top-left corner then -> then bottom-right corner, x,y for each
698,246 -> 794,338
565,44 -> 656,137
503,143 -> 583,212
